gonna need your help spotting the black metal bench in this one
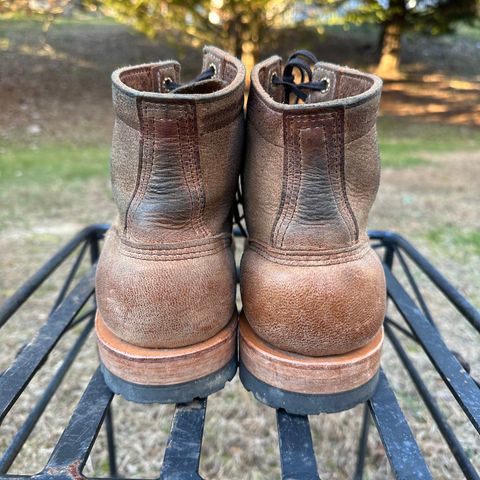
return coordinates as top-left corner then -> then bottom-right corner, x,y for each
0,224 -> 478,479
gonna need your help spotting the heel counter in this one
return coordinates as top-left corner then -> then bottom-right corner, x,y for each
240,246 -> 386,356
96,230 -> 236,348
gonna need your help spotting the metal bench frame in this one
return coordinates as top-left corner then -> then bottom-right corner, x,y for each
0,224 -> 478,479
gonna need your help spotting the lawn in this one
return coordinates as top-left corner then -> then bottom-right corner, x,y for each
0,13 -> 479,480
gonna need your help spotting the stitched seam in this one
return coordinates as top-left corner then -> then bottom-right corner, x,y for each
271,114 -> 293,245
184,104 -> 210,237
120,244 -> 229,261
337,110 -> 359,240
120,236 -> 231,252
248,242 -> 370,266
200,102 -> 243,134
279,114 -> 335,247
177,114 -> 197,236
124,97 -> 145,236
249,238 -> 366,255
127,105 -> 164,238
280,117 -> 305,247
327,111 -> 353,243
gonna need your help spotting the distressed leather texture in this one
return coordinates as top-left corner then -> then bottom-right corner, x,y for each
241,56 -> 386,357
96,46 -> 245,349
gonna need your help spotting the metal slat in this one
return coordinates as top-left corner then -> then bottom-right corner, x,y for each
0,320 -> 94,473
160,398 -> 207,480
276,410 -> 320,480
384,266 -> 480,433
385,324 -> 479,479
368,370 -> 432,479
370,230 -> 480,332
0,267 -> 96,424
0,224 -> 107,327
40,368 -> 113,476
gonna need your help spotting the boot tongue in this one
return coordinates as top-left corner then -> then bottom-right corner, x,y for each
169,78 -> 227,94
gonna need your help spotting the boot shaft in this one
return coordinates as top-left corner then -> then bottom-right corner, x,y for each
110,46 -> 245,245
243,56 -> 382,252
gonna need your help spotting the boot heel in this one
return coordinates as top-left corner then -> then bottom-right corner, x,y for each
239,315 -> 382,415
96,312 -> 238,404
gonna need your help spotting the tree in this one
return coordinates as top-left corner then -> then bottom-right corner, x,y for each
88,0 -> 344,71
0,1 -> 74,32
344,0 -> 479,78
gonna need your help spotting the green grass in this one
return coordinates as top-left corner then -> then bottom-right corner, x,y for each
426,227 -> 480,257
0,142 -> 109,185
378,118 -> 480,169
0,12 -> 117,28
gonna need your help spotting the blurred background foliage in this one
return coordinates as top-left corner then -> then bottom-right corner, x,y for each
1,0 -> 478,76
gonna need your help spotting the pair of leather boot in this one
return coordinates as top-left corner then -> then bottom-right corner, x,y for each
95,46 -> 386,414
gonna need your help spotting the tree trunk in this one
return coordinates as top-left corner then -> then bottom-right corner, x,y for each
376,22 -> 402,78
376,0 -> 407,78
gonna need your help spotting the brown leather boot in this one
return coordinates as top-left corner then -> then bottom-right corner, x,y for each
95,47 -> 245,403
239,51 -> 386,414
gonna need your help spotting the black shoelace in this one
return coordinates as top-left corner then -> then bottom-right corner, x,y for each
272,50 -> 329,104
164,65 -> 216,92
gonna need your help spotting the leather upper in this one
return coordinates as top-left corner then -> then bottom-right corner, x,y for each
96,47 -> 245,349
241,56 -> 386,357
243,56 -> 383,253
110,46 -> 245,245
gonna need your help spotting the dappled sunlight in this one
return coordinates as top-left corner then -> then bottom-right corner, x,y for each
381,73 -> 480,126
13,42 -> 96,69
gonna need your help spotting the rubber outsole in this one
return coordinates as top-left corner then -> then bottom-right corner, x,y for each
240,360 -> 380,414
101,357 -> 237,404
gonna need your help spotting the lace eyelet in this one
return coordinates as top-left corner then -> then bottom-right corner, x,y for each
208,63 -> 217,77
162,76 -> 173,90
320,77 -> 330,94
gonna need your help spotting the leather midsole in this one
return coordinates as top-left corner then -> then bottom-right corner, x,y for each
96,311 -> 238,386
239,314 -> 383,395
